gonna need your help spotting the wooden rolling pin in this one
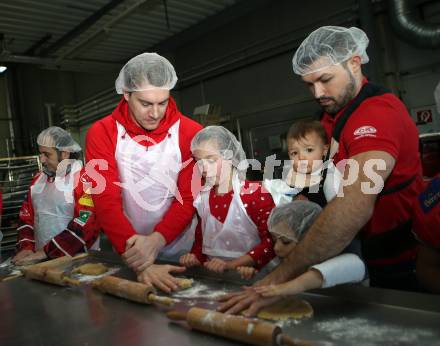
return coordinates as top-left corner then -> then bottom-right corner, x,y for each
22,253 -> 88,286
93,275 -> 177,306
167,308 -> 314,346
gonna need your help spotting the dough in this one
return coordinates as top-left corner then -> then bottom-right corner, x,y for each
72,263 -> 108,276
257,298 -> 313,321
177,278 -> 194,290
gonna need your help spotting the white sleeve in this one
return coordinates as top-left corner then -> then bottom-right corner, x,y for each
263,179 -> 299,206
311,253 -> 366,288
323,162 -> 342,202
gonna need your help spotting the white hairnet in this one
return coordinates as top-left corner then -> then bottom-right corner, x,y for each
191,126 -> 248,180
292,26 -> 370,76
115,52 -> 177,94
37,126 -> 81,153
268,200 -> 322,240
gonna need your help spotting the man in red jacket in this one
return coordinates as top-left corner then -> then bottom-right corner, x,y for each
13,127 -> 100,265
86,53 -> 202,291
220,26 -> 425,315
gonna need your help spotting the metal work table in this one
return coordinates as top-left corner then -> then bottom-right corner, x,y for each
1,252 -> 440,346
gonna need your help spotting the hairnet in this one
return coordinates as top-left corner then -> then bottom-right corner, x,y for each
37,126 -> 82,153
268,200 -> 322,240
191,126 -> 248,180
115,52 -> 177,94
292,26 -> 369,76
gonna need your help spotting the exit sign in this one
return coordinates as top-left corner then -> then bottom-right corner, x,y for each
416,109 -> 433,124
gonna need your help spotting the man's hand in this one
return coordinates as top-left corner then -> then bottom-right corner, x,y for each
217,287 -> 280,316
14,250 -> 47,266
137,264 -> 186,293
123,232 -> 166,273
12,249 -> 35,264
179,253 -> 201,267
204,258 -> 228,273
236,266 -> 257,280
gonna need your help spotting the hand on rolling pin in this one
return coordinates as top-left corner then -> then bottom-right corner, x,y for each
123,232 -> 166,273
14,250 -> 47,266
217,286 -> 279,317
12,249 -> 34,264
204,258 -> 229,273
236,266 -> 257,280
179,253 -> 201,267
137,264 -> 186,293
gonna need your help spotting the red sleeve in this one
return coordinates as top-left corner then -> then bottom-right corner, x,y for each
85,118 -> 136,254
190,217 -> 207,263
43,170 -> 101,258
242,182 -> 276,269
341,97 -> 404,159
16,175 -> 38,252
153,116 -> 203,244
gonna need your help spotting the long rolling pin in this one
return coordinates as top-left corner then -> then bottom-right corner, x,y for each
93,275 -> 177,306
22,254 -> 89,286
167,307 -> 314,346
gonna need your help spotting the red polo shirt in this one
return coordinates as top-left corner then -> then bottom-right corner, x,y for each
321,79 -> 424,265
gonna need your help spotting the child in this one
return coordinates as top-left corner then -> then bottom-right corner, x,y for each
255,200 -> 366,297
264,120 -> 341,207
179,126 -> 275,279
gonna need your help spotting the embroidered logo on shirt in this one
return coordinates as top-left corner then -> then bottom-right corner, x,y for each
353,126 -> 377,139
78,193 -> 94,207
74,210 -> 92,226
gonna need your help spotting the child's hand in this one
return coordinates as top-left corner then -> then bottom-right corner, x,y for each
254,282 -> 293,297
204,258 -> 228,273
179,253 -> 201,267
236,266 -> 257,280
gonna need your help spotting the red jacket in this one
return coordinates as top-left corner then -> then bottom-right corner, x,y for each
413,174 -> 440,249
16,169 -> 100,258
85,96 -> 202,254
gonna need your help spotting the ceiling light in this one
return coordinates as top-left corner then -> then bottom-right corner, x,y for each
0,66 -> 7,73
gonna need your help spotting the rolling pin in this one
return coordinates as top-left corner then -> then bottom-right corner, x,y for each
167,308 -> 314,346
93,275 -> 177,306
22,253 -> 88,286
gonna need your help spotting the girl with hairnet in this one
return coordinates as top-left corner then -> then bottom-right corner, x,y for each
255,200 -> 366,298
179,126 -> 275,279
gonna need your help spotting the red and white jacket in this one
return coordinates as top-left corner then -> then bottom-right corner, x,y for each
85,96 -> 202,254
16,169 -> 101,258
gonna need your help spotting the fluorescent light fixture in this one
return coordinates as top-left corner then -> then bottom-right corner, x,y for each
0,66 -> 7,73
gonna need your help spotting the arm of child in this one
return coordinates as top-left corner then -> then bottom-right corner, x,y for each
255,268 -> 323,297
310,253 -> 366,288
255,253 -> 365,297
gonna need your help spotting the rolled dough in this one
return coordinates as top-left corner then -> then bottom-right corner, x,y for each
257,298 -> 313,321
72,263 -> 108,276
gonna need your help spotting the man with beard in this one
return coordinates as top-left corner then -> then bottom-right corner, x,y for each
219,26 -> 424,316
12,127 -> 100,264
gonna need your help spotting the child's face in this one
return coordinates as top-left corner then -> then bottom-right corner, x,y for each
193,140 -> 233,187
287,131 -> 328,174
270,220 -> 299,258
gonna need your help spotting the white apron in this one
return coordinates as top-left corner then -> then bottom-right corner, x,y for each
32,172 -> 75,250
115,120 -> 196,257
194,174 -> 261,259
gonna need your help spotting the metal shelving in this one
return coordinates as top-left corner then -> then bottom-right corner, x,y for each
0,156 -> 41,253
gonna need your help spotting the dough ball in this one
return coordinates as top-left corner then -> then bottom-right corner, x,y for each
177,278 -> 194,290
257,298 -> 313,321
72,263 -> 108,276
